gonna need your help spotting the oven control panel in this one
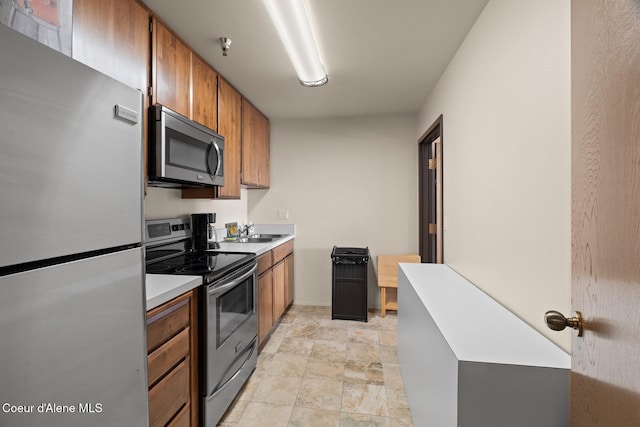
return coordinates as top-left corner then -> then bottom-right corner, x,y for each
144,217 -> 191,244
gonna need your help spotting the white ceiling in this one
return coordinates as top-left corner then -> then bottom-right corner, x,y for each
141,0 -> 489,119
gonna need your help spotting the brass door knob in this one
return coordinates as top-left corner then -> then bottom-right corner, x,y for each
544,310 -> 583,337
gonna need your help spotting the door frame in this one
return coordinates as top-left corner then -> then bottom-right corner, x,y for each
418,115 -> 443,263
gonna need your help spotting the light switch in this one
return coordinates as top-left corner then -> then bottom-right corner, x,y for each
443,216 -> 448,231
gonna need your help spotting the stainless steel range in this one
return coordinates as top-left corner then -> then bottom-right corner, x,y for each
144,217 -> 258,427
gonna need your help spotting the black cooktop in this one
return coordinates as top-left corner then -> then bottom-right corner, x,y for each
145,240 -> 255,283
144,217 -> 256,283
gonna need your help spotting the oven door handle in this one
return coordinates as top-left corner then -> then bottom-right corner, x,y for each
208,263 -> 257,296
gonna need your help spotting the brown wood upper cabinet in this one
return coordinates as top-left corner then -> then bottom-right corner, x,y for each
151,17 -> 219,131
151,18 -> 191,118
242,98 -> 270,188
183,77 -> 242,200
191,54 -> 218,132
72,0 -> 150,181
73,3 -> 270,198
72,0 -> 149,92
216,78 -> 242,199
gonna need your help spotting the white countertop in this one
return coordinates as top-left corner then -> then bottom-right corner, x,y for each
145,225 -> 295,310
211,223 -> 295,256
399,263 -> 570,368
145,274 -> 202,311
213,234 -> 295,256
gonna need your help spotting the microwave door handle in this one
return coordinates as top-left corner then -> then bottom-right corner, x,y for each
211,139 -> 222,177
208,264 -> 257,296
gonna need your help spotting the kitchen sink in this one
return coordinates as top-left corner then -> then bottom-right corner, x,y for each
234,237 -> 273,243
226,234 -> 286,243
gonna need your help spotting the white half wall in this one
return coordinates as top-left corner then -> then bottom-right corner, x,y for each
248,114 -> 418,308
417,0 -> 571,351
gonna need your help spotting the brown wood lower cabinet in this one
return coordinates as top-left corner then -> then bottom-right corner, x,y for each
273,260 -> 286,321
285,253 -> 294,308
148,357 -> 190,426
168,402 -> 191,427
148,327 -> 190,386
257,239 -> 294,350
146,290 -> 198,427
257,267 -> 273,347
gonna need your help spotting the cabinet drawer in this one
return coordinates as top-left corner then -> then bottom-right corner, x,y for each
272,239 -> 294,265
257,251 -> 272,275
147,327 -> 190,387
167,402 -> 190,427
148,358 -> 190,427
147,294 -> 191,353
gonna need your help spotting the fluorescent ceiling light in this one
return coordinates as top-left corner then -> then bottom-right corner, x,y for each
263,0 -> 328,87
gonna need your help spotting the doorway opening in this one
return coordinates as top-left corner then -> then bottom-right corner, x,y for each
418,115 -> 443,264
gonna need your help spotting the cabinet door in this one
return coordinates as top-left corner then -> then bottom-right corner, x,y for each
72,0 -> 150,182
72,0 -> 149,92
258,270 -> 273,347
192,54 -> 217,131
241,98 -> 270,188
256,111 -> 270,187
273,260 -> 286,321
241,98 -> 260,187
182,77 -> 242,200
216,78 -> 242,198
285,254 -> 294,308
152,18 -> 191,117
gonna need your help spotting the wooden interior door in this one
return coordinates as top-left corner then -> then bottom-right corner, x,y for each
570,0 -> 640,424
418,116 -> 443,264
432,138 -> 443,264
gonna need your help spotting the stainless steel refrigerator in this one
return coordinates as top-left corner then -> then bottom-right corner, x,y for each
0,25 -> 148,426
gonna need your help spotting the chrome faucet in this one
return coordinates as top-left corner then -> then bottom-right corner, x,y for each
237,224 -> 252,237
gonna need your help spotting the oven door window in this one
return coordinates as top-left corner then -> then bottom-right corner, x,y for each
216,277 -> 254,347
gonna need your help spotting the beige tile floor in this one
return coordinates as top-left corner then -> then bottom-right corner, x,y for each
218,305 -> 413,427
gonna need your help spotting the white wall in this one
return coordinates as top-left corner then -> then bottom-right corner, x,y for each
144,187 -> 248,226
248,114 -> 418,308
417,0 -> 571,351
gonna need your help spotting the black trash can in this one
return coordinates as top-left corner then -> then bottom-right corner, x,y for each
331,246 -> 370,322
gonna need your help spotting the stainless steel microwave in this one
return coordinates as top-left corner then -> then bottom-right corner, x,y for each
148,104 -> 224,188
